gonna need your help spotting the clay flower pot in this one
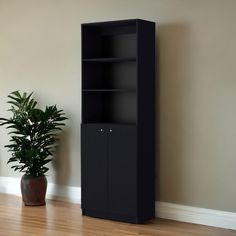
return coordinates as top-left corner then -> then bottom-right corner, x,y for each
21,174 -> 47,206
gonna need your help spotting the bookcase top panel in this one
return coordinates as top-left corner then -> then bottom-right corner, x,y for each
81,19 -> 153,27
82,19 -> 155,35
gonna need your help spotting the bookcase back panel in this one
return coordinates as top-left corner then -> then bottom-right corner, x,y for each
83,62 -> 136,90
82,92 -> 136,124
82,25 -> 136,58
101,34 -> 136,58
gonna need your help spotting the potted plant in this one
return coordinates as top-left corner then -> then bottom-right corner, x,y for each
0,91 -> 67,206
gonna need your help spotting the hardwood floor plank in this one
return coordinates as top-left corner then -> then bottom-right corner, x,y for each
0,194 -> 235,236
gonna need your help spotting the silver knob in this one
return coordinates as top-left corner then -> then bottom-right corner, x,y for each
109,129 -> 112,132
100,129 -> 103,132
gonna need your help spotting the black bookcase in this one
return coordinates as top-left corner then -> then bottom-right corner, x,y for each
81,19 -> 155,223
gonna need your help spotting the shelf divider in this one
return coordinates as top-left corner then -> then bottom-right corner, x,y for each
82,57 -> 136,63
82,89 -> 136,92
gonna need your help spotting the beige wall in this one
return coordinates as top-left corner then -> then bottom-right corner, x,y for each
0,0 -> 236,212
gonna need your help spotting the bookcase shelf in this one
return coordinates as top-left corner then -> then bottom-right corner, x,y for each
83,57 -> 136,62
82,89 -> 136,92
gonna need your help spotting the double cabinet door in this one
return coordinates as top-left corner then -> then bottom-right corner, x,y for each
81,124 -> 137,217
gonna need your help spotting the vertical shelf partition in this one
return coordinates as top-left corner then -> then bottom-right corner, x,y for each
81,19 -> 155,223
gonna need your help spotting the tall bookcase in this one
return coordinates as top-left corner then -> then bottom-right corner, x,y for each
81,19 -> 155,223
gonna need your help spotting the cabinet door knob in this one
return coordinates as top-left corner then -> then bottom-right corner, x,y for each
109,129 -> 112,132
100,129 -> 103,132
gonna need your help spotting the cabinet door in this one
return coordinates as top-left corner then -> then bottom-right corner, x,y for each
108,124 -> 137,216
81,124 -> 108,212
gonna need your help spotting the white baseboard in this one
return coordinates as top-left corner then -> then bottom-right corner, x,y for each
0,176 -> 22,196
0,177 -> 235,230
156,201 -> 236,230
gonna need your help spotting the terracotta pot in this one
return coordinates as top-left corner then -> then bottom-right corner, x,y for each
21,174 -> 47,206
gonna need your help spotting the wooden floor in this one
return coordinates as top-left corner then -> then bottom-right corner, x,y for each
0,194 -> 235,236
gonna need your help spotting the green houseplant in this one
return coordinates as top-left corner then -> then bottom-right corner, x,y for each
0,91 -> 67,206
